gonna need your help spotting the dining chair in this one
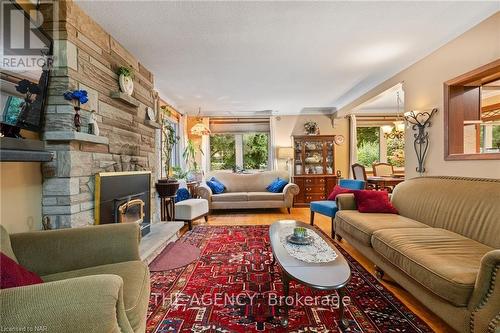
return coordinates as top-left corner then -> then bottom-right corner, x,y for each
372,162 -> 394,177
310,179 -> 366,238
351,163 -> 368,181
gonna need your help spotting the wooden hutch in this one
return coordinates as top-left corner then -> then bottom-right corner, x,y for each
292,135 -> 338,206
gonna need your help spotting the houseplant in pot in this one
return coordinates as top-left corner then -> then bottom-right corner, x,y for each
117,66 -> 134,96
155,122 -> 180,197
183,139 -> 204,182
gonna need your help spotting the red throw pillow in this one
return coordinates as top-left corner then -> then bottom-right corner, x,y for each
0,252 -> 43,289
353,190 -> 398,214
327,185 -> 357,200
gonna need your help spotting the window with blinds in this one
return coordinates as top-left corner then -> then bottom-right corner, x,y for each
208,117 -> 271,171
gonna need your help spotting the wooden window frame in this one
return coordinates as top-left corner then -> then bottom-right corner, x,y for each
444,59 -> 500,160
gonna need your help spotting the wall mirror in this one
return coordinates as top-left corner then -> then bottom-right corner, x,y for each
444,59 -> 500,160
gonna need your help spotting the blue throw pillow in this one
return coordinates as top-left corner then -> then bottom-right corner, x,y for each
266,178 -> 288,193
175,188 -> 191,203
206,177 -> 225,194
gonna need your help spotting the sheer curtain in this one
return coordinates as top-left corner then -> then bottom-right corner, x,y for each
349,114 -> 357,178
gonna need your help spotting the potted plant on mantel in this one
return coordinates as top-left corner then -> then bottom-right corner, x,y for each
117,66 -> 134,96
155,123 -> 180,197
183,139 -> 204,182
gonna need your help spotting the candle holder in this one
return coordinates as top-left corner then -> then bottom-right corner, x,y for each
404,108 -> 438,175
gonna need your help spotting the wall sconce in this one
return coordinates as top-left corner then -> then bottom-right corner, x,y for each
404,108 -> 438,175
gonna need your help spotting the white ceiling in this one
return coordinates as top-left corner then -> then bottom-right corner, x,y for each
76,1 -> 499,115
352,83 -> 404,115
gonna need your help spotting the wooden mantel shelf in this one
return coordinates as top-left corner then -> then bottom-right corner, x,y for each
44,131 -> 109,145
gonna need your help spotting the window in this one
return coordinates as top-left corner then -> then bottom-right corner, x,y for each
210,134 -> 236,170
161,119 -> 180,178
357,127 -> 380,167
356,125 -> 405,168
209,133 -> 270,171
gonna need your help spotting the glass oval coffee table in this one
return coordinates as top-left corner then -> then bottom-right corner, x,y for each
269,220 -> 351,330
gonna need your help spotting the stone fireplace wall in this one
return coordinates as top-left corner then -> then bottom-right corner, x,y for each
40,1 -> 163,228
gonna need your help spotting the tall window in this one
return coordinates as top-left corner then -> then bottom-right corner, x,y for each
161,119 -> 180,178
357,127 -> 380,167
209,133 -> 270,171
356,125 -> 405,169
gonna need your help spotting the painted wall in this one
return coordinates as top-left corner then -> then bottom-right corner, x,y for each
0,162 -> 42,233
338,12 -> 500,179
273,115 -> 350,177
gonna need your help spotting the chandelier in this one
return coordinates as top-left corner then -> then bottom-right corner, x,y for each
190,107 -> 211,136
382,92 -> 405,139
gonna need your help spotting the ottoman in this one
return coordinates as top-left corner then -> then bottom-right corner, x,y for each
174,198 -> 209,230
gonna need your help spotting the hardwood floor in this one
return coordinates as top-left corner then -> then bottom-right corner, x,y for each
184,207 -> 456,333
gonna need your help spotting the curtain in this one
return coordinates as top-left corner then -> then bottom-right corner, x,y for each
269,116 -> 277,171
349,114 -> 357,178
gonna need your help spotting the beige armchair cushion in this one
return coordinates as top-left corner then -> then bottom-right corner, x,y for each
371,228 -> 493,307
335,210 -> 429,246
212,192 -> 248,202
43,260 -> 150,332
247,192 -> 284,201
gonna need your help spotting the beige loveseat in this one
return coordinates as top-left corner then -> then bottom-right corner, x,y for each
197,170 -> 299,211
334,176 -> 500,333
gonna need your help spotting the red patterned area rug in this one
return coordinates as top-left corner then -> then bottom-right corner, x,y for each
147,225 -> 432,333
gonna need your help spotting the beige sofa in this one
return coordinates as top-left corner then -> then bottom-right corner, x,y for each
334,176 -> 500,333
197,170 -> 299,211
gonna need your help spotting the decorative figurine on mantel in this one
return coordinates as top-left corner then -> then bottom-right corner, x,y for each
63,89 -> 88,132
88,109 -> 99,135
74,106 -> 81,132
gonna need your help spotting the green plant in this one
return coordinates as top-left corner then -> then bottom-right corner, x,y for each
183,139 -> 204,172
172,166 -> 189,180
162,123 -> 179,179
117,66 -> 134,79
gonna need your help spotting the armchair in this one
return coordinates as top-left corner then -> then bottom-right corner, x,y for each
0,223 -> 149,333
309,179 -> 365,238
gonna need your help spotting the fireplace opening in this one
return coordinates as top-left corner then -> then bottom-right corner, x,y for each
95,171 -> 151,236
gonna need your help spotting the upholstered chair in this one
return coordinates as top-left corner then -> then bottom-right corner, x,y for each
309,179 -> 365,238
0,223 -> 150,333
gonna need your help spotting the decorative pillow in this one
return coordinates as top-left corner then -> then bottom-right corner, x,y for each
206,177 -> 225,194
327,185 -> 358,201
353,190 -> 398,214
175,188 -> 191,203
266,178 -> 288,193
1,252 -> 43,289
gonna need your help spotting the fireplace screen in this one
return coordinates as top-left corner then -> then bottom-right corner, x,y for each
117,199 -> 145,224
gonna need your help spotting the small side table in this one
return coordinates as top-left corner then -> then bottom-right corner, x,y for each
186,181 -> 201,198
160,195 -> 177,221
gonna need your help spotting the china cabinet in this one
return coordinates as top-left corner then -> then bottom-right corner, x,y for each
292,135 -> 338,206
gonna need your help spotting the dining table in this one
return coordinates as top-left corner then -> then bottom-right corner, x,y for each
366,175 -> 405,190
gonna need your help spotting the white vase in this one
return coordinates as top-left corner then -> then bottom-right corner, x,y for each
119,74 -> 134,96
